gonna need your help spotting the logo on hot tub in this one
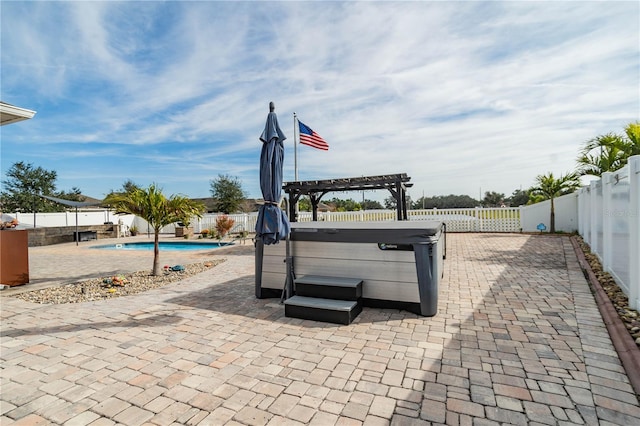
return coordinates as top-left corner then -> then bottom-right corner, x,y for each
378,243 -> 413,251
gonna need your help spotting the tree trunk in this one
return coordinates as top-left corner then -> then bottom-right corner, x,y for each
152,230 -> 160,276
550,197 -> 556,233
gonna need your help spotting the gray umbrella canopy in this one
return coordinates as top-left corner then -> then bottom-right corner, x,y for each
255,102 -> 290,245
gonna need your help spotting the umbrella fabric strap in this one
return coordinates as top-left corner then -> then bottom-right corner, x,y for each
264,201 -> 279,206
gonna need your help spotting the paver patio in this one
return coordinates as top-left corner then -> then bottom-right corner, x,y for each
1,233 -> 639,425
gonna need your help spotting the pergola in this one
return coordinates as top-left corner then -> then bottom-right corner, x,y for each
283,173 -> 413,222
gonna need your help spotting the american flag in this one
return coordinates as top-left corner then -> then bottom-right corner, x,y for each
298,120 -> 329,150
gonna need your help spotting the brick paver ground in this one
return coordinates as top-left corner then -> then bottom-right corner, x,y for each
1,233 -> 638,425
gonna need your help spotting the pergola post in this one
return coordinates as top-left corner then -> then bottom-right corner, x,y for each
288,192 -> 298,222
310,194 -> 319,221
395,181 -> 403,220
401,184 -> 408,220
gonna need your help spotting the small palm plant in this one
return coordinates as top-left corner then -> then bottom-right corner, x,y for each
531,172 -> 580,233
104,184 -> 204,275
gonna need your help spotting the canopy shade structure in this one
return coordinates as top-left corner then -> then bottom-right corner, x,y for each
283,173 -> 413,221
41,195 -> 104,246
0,101 -> 36,126
40,195 -> 103,209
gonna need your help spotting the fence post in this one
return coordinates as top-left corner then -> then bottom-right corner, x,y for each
518,206 -> 524,232
589,180 -> 599,257
583,187 -> 592,246
601,172 -> 614,272
629,156 -> 640,310
577,188 -> 584,238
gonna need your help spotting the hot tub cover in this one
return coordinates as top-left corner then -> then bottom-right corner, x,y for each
290,221 -> 443,244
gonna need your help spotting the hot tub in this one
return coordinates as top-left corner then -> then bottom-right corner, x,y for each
255,221 -> 445,316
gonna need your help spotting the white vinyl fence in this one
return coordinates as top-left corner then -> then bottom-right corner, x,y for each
519,192 -> 579,233
128,207 -> 521,235
10,210 -> 126,228
11,190 -> 604,242
578,155 -> 640,309
9,206 -> 536,235
409,207 -> 521,232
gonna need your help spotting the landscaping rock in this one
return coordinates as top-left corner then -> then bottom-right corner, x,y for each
12,259 -> 225,304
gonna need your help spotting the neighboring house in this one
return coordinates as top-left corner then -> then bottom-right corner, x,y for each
191,198 -> 261,213
317,202 -> 332,212
80,194 -> 102,209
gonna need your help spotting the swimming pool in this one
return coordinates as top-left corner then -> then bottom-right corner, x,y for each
92,241 -> 233,251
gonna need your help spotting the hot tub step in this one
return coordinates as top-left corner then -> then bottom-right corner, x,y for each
295,275 -> 363,301
284,296 -> 362,325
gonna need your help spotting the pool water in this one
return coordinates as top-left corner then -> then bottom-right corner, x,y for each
92,241 -> 233,251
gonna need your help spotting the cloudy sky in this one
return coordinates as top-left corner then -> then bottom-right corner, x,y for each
1,1 -> 638,203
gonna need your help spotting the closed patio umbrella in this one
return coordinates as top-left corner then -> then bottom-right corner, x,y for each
255,102 -> 293,300
255,102 -> 290,245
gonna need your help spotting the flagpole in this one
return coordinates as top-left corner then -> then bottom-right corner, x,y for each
293,112 -> 298,182
293,113 -> 299,218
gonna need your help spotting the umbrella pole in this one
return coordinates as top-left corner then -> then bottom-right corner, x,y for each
281,234 -> 295,303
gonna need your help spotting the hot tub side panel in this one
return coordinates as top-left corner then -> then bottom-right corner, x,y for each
256,240 -> 288,298
259,241 -> 424,304
256,222 -> 444,317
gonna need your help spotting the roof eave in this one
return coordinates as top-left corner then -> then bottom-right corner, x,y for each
0,102 -> 37,126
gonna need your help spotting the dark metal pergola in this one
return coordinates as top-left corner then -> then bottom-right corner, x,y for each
283,173 -> 413,222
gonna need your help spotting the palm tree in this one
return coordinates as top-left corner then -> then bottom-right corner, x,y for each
622,122 -> 640,160
531,172 -> 580,233
576,133 -> 626,177
576,122 -> 640,177
104,184 -> 205,275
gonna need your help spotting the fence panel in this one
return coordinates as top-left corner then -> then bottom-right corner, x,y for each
409,208 -> 478,232
141,213 -> 258,235
408,207 -> 520,232
578,155 -> 640,309
12,210 -> 116,227
591,181 -> 604,259
578,187 -> 591,245
479,208 -> 521,233
605,170 -> 631,295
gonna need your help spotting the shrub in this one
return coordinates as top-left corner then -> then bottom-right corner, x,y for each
215,215 -> 235,239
